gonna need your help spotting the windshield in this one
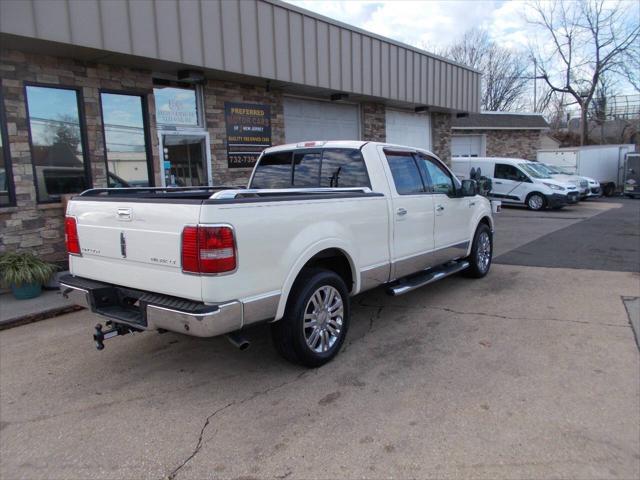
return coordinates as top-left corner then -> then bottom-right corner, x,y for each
520,163 -> 551,179
542,163 -> 562,174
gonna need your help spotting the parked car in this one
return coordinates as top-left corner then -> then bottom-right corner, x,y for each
623,153 -> 640,199
451,157 -> 580,210
60,141 -> 497,367
531,162 -> 589,199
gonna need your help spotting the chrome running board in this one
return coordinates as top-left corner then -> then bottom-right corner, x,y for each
386,260 -> 470,296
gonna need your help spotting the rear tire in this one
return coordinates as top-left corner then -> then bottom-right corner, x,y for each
463,223 -> 493,278
271,268 -> 350,368
526,192 -> 546,211
603,183 -> 615,197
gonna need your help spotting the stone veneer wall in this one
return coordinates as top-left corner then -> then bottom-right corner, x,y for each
0,49 -> 159,262
204,80 -> 285,186
455,129 -> 543,161
362,103 -> 386,142
431,112 -> 452,165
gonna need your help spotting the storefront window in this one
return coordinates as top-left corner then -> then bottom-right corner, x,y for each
25,85 -> 89,202
100,92 -> 153,187
0,90 -> 15,207
153,86 -> 199,127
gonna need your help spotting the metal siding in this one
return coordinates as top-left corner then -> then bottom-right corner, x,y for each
256,0 -> 275,77
0,0 -> 36,37
155,0 -> 181,62
128,0 -> 158,58
351,33 -> 362,94
340,29 -> 351,92
68,0 -> 102,49
273,6 -> 290,81
1,0 -> 481,113
328,25 -> 341,90
179,0 -> 203,65
371,39 -> 381,97
100,0 -> 132,54
316,21 -> 330,88
221,0 -> 242,73
289,11 -> 304,83
303,16 -> 318,86
362,36 -> 372,95
239,0 -> 260,76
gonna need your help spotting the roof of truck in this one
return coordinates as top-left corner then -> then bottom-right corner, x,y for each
264,141 -> 437,157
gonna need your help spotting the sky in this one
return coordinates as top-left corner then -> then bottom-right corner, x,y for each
284,0 -> 639,97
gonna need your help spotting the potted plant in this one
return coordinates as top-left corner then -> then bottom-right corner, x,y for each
0,252 -> 57,300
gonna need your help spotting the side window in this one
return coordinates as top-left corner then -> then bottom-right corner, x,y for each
320,149 -> 370,188
420,156 -> 455,195
292,150 -> 321,187
250,151 -> 292,188
495,163 -> 525,181
385,151 -> 425,195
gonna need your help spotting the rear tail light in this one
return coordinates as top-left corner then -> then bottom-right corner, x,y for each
181,225 -> 236,274
65,216 -> 81,256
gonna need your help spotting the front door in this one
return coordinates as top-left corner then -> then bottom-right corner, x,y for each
159,133 -> 211,187
492,163 -> 531,202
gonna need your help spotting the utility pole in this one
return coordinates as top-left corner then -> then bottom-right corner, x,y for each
533,57 -> 537,111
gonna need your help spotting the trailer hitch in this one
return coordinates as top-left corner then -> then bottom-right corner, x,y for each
93,322 -> 136,350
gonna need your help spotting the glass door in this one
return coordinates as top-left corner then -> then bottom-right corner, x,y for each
159,133 -> 211,187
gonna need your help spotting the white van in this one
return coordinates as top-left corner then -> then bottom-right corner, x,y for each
451,157 -> 580,210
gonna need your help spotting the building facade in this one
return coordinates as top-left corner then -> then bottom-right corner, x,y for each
0,0 -> 480,263
451,112 -> 550,161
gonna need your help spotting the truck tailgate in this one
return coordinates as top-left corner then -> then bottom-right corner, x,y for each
67,200 -> 203,301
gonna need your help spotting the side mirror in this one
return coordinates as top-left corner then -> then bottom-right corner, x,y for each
460,179 -> 477,197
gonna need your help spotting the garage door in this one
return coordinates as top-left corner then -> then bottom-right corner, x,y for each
284,98 -> 360,143
385,109 -> 431,150
452,135 -> 485,157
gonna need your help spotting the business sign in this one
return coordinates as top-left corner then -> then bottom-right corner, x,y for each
225,102 -> 271,169
154,87 -> 199,126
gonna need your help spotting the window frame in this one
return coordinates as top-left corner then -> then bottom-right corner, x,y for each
416,152 -> 457,196
24,82 -> 92,204
0,87 -> 16,207
495,163 -> 529,182
383,148 -> 427,196
152,80 -> 204,130
99,88 -> 155,188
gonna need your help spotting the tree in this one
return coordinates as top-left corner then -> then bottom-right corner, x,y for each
439,28 -> 530,112
528,0 -> 639,145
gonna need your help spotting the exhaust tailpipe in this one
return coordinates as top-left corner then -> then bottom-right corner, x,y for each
226,331 -> 250,351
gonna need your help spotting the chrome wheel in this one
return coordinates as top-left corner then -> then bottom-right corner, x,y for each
528,194 -> 544,210
303,286 -> 344,353
477,231 -> 491,273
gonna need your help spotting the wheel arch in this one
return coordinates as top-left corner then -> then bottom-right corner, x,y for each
274,243 -> 357,321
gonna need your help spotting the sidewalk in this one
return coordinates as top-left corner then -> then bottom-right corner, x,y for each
0,289 -> 83,330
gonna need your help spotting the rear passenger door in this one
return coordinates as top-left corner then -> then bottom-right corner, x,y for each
416,154 -> 472,256
382,149 -> 435,279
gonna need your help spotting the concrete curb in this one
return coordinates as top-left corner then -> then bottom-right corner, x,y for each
0,305 -> 85,331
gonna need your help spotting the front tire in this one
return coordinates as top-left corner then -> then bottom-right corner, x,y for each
271,268 -> 350,368
526,192 -> 546,211
463,223 -> 493,278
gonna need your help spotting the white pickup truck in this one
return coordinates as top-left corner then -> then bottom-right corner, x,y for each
61,141 -> 496,367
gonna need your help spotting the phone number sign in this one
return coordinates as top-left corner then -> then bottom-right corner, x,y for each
225,102 -> 272,169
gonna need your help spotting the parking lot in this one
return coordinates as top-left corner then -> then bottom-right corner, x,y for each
1,198 -> 639,480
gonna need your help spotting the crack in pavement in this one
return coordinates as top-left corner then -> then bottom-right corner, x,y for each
165,370 -> 310,480
357,301 -> 631,329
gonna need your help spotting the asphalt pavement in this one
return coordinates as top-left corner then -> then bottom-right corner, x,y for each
1,197 -> 639,480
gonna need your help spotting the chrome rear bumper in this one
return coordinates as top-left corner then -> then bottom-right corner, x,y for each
60,275 -> 242,338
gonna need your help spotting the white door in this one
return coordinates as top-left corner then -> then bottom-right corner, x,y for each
417,154 -> 473,252
284,98 -> 360,143
385,109 -> 431,150
492,162 -> 531,202
452,135 -> 485,157
380,148 -> 435,279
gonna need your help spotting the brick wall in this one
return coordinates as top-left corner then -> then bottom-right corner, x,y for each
0,49 -> 159,263
455,129 -> 543,160
431,112 -> 452,165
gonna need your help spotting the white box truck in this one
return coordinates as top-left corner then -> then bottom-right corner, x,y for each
537,144 -> 636,196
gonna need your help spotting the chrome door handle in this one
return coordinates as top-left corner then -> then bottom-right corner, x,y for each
397,208 -> 407,216
469,201 -> 476,207
436,205 -> 444,212
494,181 -> 503,184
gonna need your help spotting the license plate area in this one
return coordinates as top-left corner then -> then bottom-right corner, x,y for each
91,286 -> 146,326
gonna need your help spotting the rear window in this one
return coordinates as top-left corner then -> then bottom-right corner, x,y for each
250,148 -> 370,189
250,151 -> 293,188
